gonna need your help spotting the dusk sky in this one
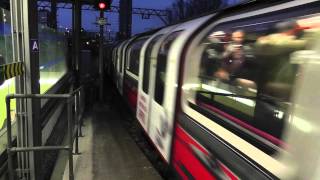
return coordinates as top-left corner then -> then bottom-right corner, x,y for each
57,0 -> 174,35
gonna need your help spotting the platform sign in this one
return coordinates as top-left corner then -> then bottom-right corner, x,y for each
97,17 -> 107,26
30,39 -> 39,52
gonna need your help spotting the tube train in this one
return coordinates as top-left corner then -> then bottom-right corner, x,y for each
110,0 -> 320,179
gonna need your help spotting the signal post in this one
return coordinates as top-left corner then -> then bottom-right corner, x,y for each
94,1 -> 111,101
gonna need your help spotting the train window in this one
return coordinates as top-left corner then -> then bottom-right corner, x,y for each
117,47 -> 121,71
112,49 -> 115,65
126,45 -> 130,70
187,14 -> 320,154
115,48 -> 118,65
115,50 -> 118,69
142,35 -> 163,93
113,48 -> 117,67
120,47 -> 124,73
154,31 -> 182,105
127,37 -> 148,76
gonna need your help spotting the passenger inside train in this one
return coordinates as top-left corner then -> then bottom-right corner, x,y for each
195,14 -> 320,153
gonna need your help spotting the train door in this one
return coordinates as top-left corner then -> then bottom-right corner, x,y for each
145,16 -> 213,162
111,47 -> 118,79
119,38 -> 137,95
124,37 -> 149,113
119,39 -> 135,95
113,47 -> 119,83
147,31 -> 182,162
136,35 -> 163,131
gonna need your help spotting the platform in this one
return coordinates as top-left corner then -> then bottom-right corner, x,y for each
51,102 -> 162,180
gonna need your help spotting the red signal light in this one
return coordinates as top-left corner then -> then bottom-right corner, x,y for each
98,2 -> 106,9
94,0 -> 111,11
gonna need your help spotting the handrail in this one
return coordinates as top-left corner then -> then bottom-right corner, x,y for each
5,86 -> 84,180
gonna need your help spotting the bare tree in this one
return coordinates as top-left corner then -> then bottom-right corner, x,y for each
169,0 -> 187,23
167,0 -> 245,24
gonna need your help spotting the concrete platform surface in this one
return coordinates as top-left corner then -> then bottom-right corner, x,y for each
60,104 -> 163,180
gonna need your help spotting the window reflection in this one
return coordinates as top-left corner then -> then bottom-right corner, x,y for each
0,8 -> 15,130
194,14 -> 320,152
154,31 -> 181,105
143,35 -> 162,93
128,38 -> 147,76
39,25 -> 67,93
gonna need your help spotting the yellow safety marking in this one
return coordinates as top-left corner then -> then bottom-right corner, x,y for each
2,62 -> 24,80
1,66 -> 4,78
18,63 -> 21,75
15,63 -> 18,77
19,62 -> 24,75
5,64 -> 10,79
19,63 -> 23,74
10,63 -> 15,78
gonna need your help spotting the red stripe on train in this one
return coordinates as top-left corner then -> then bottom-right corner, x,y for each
124,83 -> 138,112
219,162 -> 239,180
172,125 -> 239,180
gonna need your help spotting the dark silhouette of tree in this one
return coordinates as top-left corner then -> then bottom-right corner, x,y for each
167,0 -> 245,24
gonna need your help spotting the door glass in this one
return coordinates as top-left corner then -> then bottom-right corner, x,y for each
120,46 -> 124,73
127,37 -> 148,76
154,31 -> 182,105
142,35 -> 162,93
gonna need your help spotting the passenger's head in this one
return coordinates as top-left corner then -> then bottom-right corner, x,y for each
275,21 -> 298,35
208,31 -> 226,43
232,30 -> 245,44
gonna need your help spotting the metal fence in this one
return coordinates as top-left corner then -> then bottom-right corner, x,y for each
5,87 -> 84,180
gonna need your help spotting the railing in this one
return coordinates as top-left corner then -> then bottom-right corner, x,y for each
5,87 -> 84,180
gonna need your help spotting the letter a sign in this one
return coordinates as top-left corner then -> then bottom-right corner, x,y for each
30,39 -> 39,52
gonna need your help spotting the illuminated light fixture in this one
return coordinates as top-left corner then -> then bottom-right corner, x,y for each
182,83 -> 200,90
291,116 -> 314,133
201,84 -> 256,107
98,2 -> 106,10
94,0 -> 112,11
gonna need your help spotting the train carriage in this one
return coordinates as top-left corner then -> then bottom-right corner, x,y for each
177,0 -> 320,179
112,30 -> 160,114
111,0 -> 320,179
